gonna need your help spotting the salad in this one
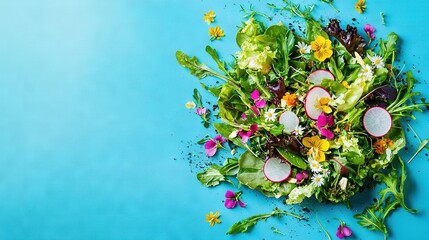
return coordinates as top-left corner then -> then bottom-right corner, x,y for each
177,2 -> 427,239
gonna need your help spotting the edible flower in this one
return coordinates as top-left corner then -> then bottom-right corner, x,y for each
303,136 -> 330,162
368,54 -> 384,69
208,26 -> 225,41
315,97 -> 332,114
309,159 -> 323,173
281,92 -> 297,108
296,171 -> 309,184
364,24 -> 375,40
185,101 -> 196,109
264,108 -> 277,122
316,113 -> 335,139
355,0 -> 366,14
250,89 -> 266,108
311,36 -> 333,62
206,211 -> 221,226
204,135 -> 226,157
360,64 -> 374,79
336,219 -> 352,239
374,138 -> 393,154
311,174 -> 325,187
203,10 -> 216,25
238,124 -> 259,143
196,107 -> 207,115
296,41 -> 311,55
225,190 -> 246,208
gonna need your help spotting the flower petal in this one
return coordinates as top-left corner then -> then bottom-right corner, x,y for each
205,146 -> 217,157
251,106 -> 260,116
225,190 -> 236,198
320,128 -> 335,140
342,226 -> 352,237
318,139 -> 330,151
250,124 -> 259,132
241,113 -> 247,120
204,140 -> 216,150
255,99 -> 266,108
214,135 -> 226,143
250,89 -> 260,100
238,200 -> 246,208
224,199 -> 237,209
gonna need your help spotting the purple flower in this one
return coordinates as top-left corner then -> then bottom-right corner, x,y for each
196,107 -> 207,115
225,190 -> 246,209
296,171 -> 309,184
238,124 -> 259,143
336,224 -> 352,239
255,99 -> 266,108
204,135 -> 226,157
316,113 -> 335,139
364,24 -> 375,40
250,89 -> 260,100
251,106 -> 260,116
241,113 -> 247,120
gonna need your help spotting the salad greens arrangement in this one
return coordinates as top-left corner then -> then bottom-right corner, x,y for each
177,2 -> 426,239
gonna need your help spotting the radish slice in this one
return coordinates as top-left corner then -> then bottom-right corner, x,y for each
363,106 -> 392,137
279,111 -> 299,133
304,86 -> 331,120
263,157 -> 292,182
307,70 -> 335,85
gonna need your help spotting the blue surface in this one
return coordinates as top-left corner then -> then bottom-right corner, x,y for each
0,0 -> 428,239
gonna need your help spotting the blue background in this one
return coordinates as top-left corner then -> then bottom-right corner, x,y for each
0,0 -> 428,239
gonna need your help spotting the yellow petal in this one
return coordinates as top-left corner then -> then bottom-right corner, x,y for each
185,101 -> 196,109
315,151 -> 326,162
322,105 -> 332,114
302,136 -> 315,148
318,139 -> 330,151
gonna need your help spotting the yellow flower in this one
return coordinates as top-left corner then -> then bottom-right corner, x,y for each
206,211 -> 221,226
311,36 -> 333,62
315,97 -> 332,114
355,0 -> 366,14
374,138 -> 393,154
302,136 -> 330,162
203,10 -> 216,24
208,26 -> 225,41
185,101 -> 196,109
341,81 -> 350,89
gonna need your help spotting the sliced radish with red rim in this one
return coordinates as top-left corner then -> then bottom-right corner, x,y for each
263,157 -> 292,183
307,70 -> 335,85
305,86 -> 331,120
363,106 -> 392,137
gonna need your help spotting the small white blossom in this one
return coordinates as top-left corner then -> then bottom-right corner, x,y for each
368,55 -> 385,69
293,125 -> 305,136
311,174 -> 325,187
321,168 -> 330,178
309,159 -> 323,173
264,108 -> 277,122
360,64 -> 374,79
296,41 -> 311,54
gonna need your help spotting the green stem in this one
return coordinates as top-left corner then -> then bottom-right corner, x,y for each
315,213 -> 332,240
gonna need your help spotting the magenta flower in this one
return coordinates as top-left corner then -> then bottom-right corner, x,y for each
336,222 -> 352,239
317,113 -> 335,139
296,171 -> 309,184
250,89 -> 266,108
225,190 -> 246,209
204,135 -> 226,157
364,24 -> 375,40
238,124 -> 259,143
196,107 -> 207,115
250,105 -> 260,116
241,113 -> 247,120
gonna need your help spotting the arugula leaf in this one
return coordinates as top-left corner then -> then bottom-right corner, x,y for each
200,83 -> 222,98
192,88 -> 203,108
227,207 -> 303,234
205,46 -> 230,76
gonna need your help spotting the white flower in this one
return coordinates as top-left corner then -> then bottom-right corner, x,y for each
229,130 -> 238,139
368,55 -> 385,69
293,125 -> 305,136
296,41 -> 311,54
311,174 -> 325,187
309,159 -> 322,173
321,168 -> 330,177
264,108 -> 277,122
360,64 -> 373,79
338,177 -> 348,191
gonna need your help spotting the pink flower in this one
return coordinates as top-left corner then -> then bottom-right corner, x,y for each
225,190 -> 246,209
196,107 -> 207,115
316,113 -> 335,139
364,24 -> 375,40
241,113 -> 247,120
336,223 -> 352,239
204,135 -> 226,157
250,106 -> 260,116
295,171 -> 309,184
250,89 -> 266,108
238,124 -> 259,143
